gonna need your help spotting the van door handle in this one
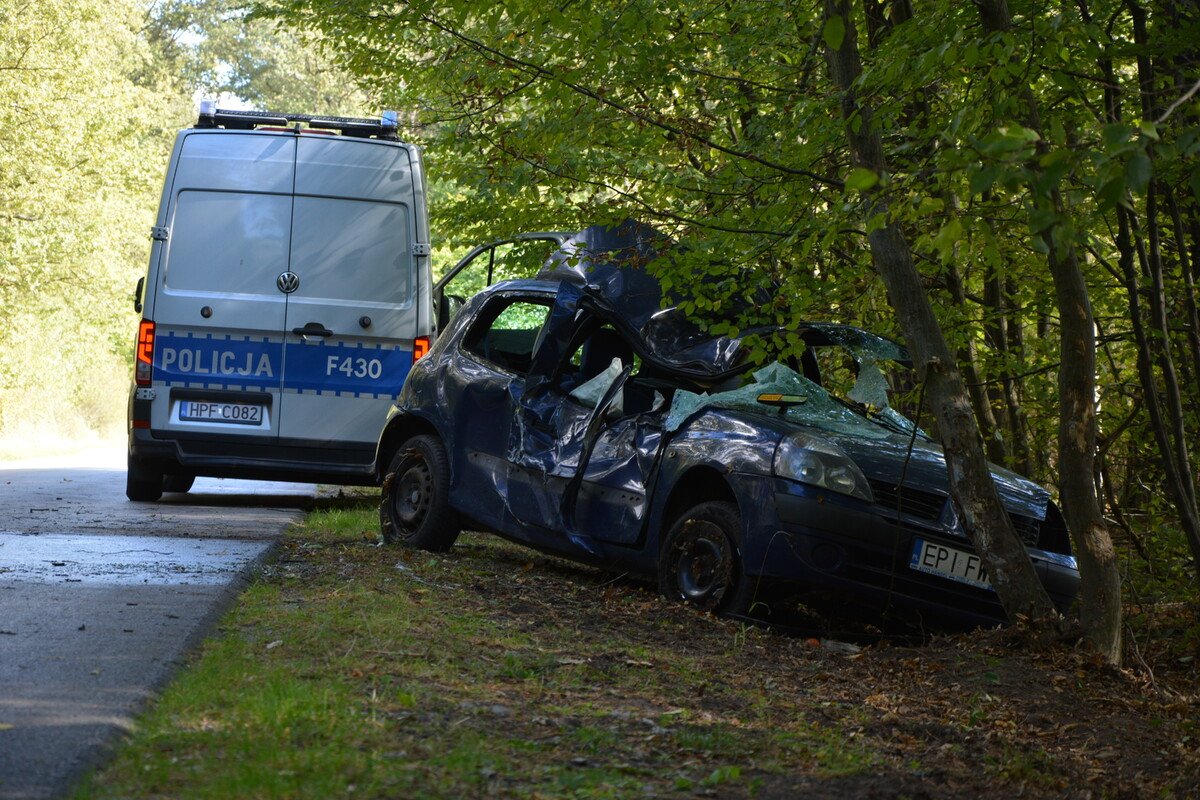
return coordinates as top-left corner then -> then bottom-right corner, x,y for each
292,322 -> 334,338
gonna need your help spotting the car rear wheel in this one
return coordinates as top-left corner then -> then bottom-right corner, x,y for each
126,455 -> 163,502
658,501 -> 753,615
379,434 -> 460,552
163,473 -> 195,493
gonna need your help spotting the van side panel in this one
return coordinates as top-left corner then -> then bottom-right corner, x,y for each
277,137 -> 418,449
148,132 -> 295,439
409,147 -> 432,341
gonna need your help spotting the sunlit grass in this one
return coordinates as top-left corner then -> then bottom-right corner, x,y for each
75,498 -> 1195,798
75,501 -> 878,798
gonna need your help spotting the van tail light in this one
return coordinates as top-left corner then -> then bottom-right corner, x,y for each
412,336 -> 430,363
136,320 -> 155,386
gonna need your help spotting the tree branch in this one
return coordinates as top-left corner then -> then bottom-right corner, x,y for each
407,8 -> 845,189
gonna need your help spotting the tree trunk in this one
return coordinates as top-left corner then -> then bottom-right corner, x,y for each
946,263 -> 1009,465
1128,0 -> 1200,573
1169,191 -> 1200,387
1002,277 -> 1035,472
983,271 -> 1034,475
973,0 -> 1121,662
821,0 -> 1059,624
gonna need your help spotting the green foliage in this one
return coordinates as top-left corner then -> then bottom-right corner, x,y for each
0,0 -> 188,439
265,0 -> 1200,589
145,0 -> 372,115
0,0 -> 379,444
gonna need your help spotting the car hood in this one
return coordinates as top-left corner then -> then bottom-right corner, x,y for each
651,356 -> 1049,519
824,427 -> 1050,517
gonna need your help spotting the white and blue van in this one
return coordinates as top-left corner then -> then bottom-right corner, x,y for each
126,105 -> 433,500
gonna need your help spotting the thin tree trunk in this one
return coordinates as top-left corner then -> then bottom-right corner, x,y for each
822,0 -> 1059,624
984,272 -> 1034,475
1003,276 -> 1032,471
1143,184 -> 1196,510
1163,189 -> 1200,391
974,0 -> 1121,662
1129,0 -> 1200,570
946,264 -> 1009,465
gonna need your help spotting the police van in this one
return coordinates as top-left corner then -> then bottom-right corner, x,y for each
127,104 -> 433,500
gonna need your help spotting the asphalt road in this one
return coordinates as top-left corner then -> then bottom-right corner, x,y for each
0,444 -> 315,800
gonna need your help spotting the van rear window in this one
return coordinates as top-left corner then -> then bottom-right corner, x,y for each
165,191 -> 291,294
290,197 -> 412,304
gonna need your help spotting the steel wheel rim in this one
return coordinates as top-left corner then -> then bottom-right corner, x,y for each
676,523 -> 728,603
394,456 -> 433,530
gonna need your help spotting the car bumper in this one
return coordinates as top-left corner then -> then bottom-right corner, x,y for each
754,481 -> 1079,626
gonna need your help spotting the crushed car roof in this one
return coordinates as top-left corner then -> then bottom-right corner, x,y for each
536,221 -> 910,380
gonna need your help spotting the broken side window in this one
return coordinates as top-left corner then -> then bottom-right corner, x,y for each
462,297 -> 553,374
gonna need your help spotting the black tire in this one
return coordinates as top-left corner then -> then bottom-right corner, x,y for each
379,435 -> 460,551
658,501 -> 754,615
163,473 -> 195,493
126,455 -> 163,502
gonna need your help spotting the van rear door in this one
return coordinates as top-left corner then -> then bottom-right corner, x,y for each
150,133 -> 293,439
277,137 -> 421,455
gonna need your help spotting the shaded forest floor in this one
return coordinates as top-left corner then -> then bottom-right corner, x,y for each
80,499 -> 1199,799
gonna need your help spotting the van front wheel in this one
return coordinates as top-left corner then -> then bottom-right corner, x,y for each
126,455 -> 163,502
379,435 -> 459,551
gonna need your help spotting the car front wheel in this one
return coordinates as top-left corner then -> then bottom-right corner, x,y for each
658,501 -> 754,615
379,434 -> 460,552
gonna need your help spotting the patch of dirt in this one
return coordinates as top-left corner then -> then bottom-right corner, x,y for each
243,519 -> 1200,799
436,533 -> 1198,797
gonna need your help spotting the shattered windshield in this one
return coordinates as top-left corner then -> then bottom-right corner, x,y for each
664,350 -> 924,440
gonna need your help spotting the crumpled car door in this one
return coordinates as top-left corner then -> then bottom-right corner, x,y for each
505,283 -> 664,549
502,282 -> 588,537
558,371 -> 666,547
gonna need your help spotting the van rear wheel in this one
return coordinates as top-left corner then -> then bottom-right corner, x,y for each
379,435 -> 459,551
163,473 -> 195,493
126,455 -> 163,502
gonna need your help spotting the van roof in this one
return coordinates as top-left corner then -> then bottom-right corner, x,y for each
195,106 -> 404,141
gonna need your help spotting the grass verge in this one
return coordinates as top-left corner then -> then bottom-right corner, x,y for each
77,498 -> 1198,799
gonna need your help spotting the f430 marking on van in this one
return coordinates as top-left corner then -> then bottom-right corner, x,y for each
153,332 -> 413,398
285,340 -> 412,396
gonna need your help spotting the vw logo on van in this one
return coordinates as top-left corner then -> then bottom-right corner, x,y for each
276,272 -> 300,293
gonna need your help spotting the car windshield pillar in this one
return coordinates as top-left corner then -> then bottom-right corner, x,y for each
522,280 -> 584,398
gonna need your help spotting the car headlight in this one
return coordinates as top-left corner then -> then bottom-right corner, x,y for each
773,432 -> 874,503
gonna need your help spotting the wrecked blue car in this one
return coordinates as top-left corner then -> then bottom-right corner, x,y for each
376,224 -> 1079,628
